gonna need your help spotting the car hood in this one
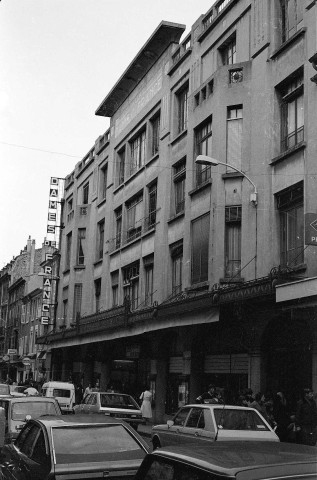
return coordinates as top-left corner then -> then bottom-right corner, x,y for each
100,407 -> 141,414
54,458 -> 144,479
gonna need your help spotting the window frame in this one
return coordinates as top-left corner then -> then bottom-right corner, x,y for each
82,182 -> 89,205
129,129 -> 146,176
77,228 -> 86,265
176,83 -> 189,134
224,206 -> 242,278
280,74 -> 304,152
195,119 -> 212,186
173,159 -> 186,215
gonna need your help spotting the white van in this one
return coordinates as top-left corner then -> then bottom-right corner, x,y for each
41,381 -> 75,413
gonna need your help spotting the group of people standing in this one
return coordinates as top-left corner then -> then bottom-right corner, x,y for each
196,384 -> 317,446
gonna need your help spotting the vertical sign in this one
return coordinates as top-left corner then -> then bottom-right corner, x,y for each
46,177 -> 65,249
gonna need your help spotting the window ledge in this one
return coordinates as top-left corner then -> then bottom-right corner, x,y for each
97,198 -> 107,208
146,153 -> 159,166
284,263 -> 307,273
189,179 -> 212,197
93,259 -> 103,267
74,265 -> 86,270
168,48 -> 192,76
169,129 -> 187,146
219,277 -> 245,284
270,28 -> 306,60
167,211 -> 185,224
62,268 -> 70,275
109,227 -> 156,256
270,142 -> 306,166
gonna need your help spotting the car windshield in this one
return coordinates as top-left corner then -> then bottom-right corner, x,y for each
52,424 -> 146,464
10,386 -> 26,393
12,401 -> 59,420
0,385 -> 10,395
214,409 -> 269,431
100,393 -> 139,410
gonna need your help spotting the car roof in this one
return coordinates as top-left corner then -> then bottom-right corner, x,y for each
152,442 -> 317,477
34,414 -> 134,427
0,396 -> 58,403
42,381 -> 74,387
182,404 -> 260,411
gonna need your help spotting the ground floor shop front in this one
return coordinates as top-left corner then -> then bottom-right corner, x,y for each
44,298 -> 317,422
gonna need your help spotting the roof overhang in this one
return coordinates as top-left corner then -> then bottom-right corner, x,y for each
95,21 -> 185,118
276,276 -> 317,303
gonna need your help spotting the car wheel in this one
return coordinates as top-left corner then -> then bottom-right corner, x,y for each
152,436 -> 161,450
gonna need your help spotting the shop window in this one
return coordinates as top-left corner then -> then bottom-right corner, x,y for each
173,159 -> 186,215
225,206 -> 242,278
276,182 -> 304,266
191,214 -> 210,284
195,119 -> 212,187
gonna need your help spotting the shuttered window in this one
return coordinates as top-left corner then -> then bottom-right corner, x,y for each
227,106 -> 243,171
191,213 -> 210,284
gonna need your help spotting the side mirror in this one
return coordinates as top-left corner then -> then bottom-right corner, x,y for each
167,420 -> 174,428
0,407 -> 5,448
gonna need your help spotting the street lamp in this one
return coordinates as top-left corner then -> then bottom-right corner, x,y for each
195,155 -> 258,207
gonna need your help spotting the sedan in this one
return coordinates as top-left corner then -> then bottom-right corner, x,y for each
151,404 -> 279,449
74,391 -> 145,429
134,442 -> 317,480
0,414 -> 149,480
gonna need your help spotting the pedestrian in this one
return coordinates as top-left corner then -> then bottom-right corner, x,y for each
75,383 -> 84,405
250,392 -> 270,424
84,383 -> 92,398
140,386 -> 152,424
24,382 -> 38,396
295,388 -> 317,446
273,392 -> 293,442
196,384 -> 219,404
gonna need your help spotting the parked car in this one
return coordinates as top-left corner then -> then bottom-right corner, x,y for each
151,404 -> 279,449
0,395 -> 62,445
0,383 -> 10,397
9,385 -> 27,397
134,442 -> 317,480
0,414 -> 149,480
74,391 -> 145,429
41,381 -> 76,413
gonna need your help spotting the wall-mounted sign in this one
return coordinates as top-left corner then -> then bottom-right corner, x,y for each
305,213 -> 317,246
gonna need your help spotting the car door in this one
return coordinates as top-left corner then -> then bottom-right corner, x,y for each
16,423 -> 51,480
159,407 -> 191,447
88,393 -> 99,413
181,407 -> 215,445
79,394 -> 92,413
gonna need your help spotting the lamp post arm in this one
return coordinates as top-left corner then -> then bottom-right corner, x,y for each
216,161 -> 257,194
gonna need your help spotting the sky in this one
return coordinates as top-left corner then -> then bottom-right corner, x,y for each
0,0 -> 216,268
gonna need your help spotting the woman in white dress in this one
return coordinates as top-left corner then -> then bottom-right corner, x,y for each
140,387 -> 152,423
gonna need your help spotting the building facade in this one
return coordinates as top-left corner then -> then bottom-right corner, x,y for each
38,0 -> 317,420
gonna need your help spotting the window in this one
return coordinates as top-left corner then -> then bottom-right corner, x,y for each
144,255 -> 154,306
96,219 -> 105,260
217,0 -> 231,13
111,271 -> 119,307
227,106 -> 243,170
280,0 -> 304,43
130,130 -> 146,176
277,182 -> 304,266
115,207 -> 122,249
82,183 -> 89,204
280,73 -> 304,152
195,120 -> 212,186
123,262 -> 140,311
94,278 -> 101,313
65,232 -> 72,269
116,148 -> 125,186
221,35 -> 236,65
176,84 -> 189,133
77,228 -> 86,265
225,206 -> 242,278
67,197 -> 74,223
151,115 -> 160,156
73,283 -> 82,321
62,299 -> 68,323
173,160 -> 186,215
171,242 -> 183,296
192,214 -> 210,284
126,194 -> 143,242
146,182 -> 157,231
100,163 -> 108,200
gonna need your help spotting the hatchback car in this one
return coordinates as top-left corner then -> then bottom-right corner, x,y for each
74,391 -> 145,429
0,414 -> 149,480
134,442 -> 317,480
151,404 -> 279,449
0,395 -> 62,444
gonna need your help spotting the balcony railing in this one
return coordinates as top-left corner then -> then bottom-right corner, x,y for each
109,210 -> 158,253
281,126 -> 304,152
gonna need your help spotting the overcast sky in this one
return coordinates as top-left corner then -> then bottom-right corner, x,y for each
0,0 -> 216,268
